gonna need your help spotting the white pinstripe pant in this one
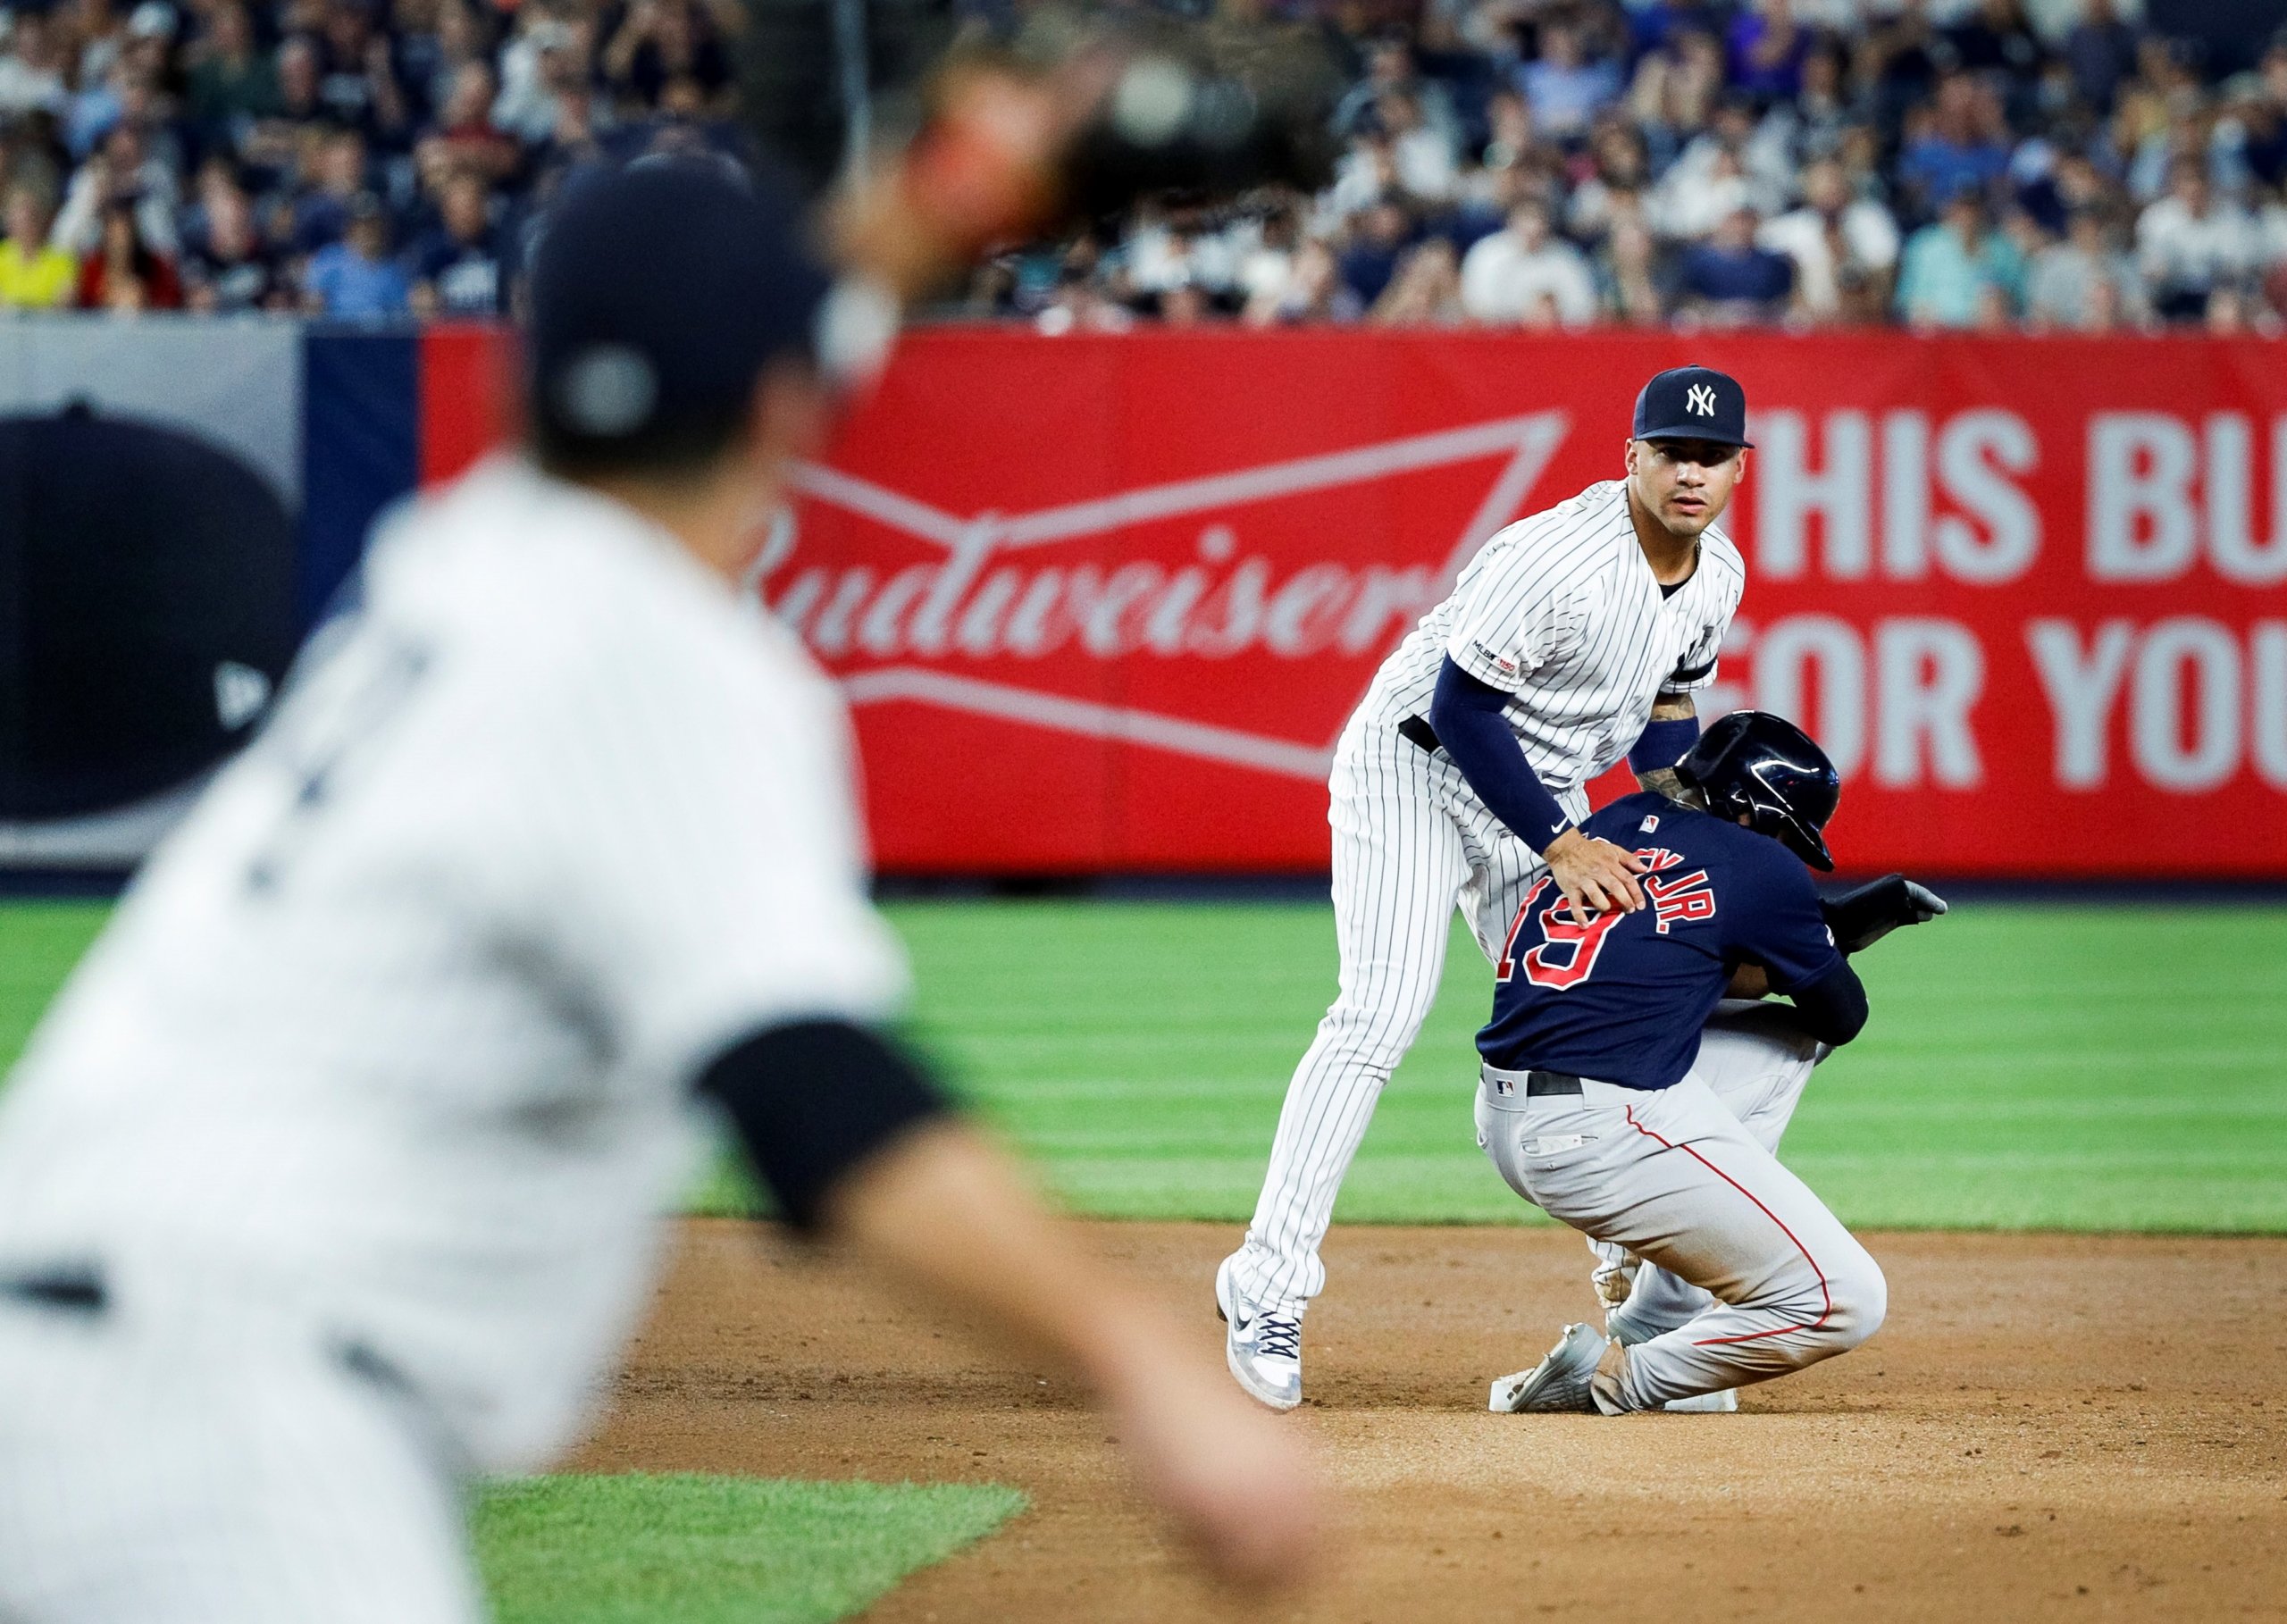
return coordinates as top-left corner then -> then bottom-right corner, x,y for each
1228,712 -> 1579,1316
0,1277 -> 478,1624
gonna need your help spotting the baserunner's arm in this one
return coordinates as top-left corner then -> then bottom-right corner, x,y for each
1783,958 -> 1869,1046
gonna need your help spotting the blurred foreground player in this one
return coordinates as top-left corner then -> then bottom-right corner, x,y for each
0,163 -> 1317,1623
1474,714 -> 1942,1414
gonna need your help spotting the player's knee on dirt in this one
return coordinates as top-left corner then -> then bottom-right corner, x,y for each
1817,1243 -> 1888,1355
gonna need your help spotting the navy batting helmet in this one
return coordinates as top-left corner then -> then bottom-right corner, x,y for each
1674,711 -> 1840,870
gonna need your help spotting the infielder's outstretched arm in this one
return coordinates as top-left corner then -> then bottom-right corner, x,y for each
699,1021 -> 1321,1590
1430,657 -> 1647,915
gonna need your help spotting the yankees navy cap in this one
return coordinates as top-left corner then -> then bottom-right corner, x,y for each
526,157 -> 833,469
1631,364 -> 1753,448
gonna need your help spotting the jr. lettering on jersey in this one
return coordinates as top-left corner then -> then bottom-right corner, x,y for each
1639,847 -> 1719,935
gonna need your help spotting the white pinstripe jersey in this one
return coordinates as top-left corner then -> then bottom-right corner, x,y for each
1356,479 -> 1745,801
0,455 -> 907,1470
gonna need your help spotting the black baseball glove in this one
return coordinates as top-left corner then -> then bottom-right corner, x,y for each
1820,874 -> 1948,957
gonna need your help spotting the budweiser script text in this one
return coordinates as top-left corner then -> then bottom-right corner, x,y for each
766,524 -> 1446,664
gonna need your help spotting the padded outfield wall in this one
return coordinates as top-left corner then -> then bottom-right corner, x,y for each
6,321 -> 2285,877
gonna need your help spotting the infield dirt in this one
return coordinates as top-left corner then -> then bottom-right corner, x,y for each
574,1220 -> 2287,1623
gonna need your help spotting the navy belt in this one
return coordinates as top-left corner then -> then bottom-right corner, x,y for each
1397,715 -> 1441,755
1526,1071 -> 1584,1096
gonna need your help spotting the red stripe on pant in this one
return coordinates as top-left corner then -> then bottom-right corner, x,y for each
1621,1103 -> 1832,1347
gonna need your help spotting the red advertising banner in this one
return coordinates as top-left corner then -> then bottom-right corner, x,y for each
427,328 -> 2287,877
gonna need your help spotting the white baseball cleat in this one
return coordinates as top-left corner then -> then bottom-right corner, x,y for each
1215,1255 -> 1303,1411
1489,1321 -> 1609,1413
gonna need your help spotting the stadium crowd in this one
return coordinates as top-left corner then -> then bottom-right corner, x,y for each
0,0 -> 2283,331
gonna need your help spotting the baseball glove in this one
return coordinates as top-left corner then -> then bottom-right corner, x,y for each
1821,874 -> 1948,957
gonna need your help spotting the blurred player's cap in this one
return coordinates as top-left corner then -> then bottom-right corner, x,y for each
1631,364 -> 1752,448
526,158 -> 832,463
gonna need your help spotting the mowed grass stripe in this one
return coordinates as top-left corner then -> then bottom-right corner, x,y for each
3,898 -> 2282,1231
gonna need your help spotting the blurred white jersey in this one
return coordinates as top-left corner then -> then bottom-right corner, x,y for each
0,454 -> 907,1472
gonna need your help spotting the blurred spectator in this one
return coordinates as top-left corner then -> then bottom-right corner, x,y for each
1459,200 -> 1596,324
1593,210 -> 1671,323
1897,192 -> 2029,327
0,183 -> 76,309
2064,0 -> 2144,116
406,170 -> 506,317
1246,239 -> 1361,325
185,3 -> 281,139
1338,199 -> 1414,306
1376,91 -> 1459,200
1947,0 -> 2047,85
1727,0 -> 1811,103
1679,205 -> 1795,323
304,194 -> 408,319
2136,156 -> 2258,322
1655,143 -> 1758,240
1235,206 -> 1302,313
1897,74 -> 2014,213
415,62 -> 521,187
2026,206 -> 2145,329
312,0 -> 411,144
1517,20 -> 1621,143
289,128 -> 370,255
1759,156 -> 1902,320
181,179 -> 287,313
75,198 -> 180,310
494,4 -> 593,145
601,0 -> 730,113
0,12 -> 72,120
53,121 -> 178,256
1566,121 -> 1654,240
1371,239 -> 1467,324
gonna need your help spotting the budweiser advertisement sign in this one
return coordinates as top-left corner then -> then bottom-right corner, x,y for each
431,329 -> 2287,877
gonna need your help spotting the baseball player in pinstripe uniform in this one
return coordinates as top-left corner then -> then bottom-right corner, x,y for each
1219,365 -> 1754,1411
0,163 -> 1316,1623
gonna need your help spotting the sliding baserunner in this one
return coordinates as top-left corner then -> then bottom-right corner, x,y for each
1587,871 -> 1948,1411
1479,713 -> 1942,1414
1219,365 -> 1752,1411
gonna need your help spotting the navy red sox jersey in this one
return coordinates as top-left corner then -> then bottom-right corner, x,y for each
1477,791 -> 1842,1090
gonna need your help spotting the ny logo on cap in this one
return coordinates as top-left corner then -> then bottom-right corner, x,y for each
1686,383 -> 1717,416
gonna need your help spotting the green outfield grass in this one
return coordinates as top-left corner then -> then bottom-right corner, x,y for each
886,899 -> 2287,1233
473,1474 -> 1024,1624
3,897 -> 2283,1230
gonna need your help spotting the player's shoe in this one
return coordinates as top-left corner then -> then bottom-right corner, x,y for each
1489,1321 -> 1611,1413
1604,1304 -> 1738,1411
1215,1256 -> 1303,1411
